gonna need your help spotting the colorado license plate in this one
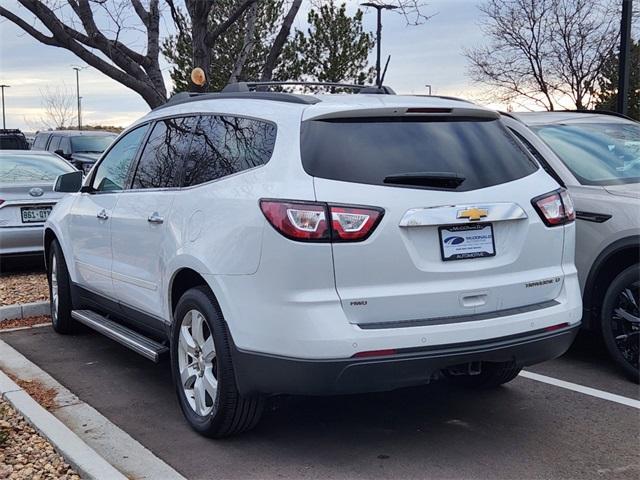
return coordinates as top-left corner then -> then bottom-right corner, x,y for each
439,223 -> 495,261
21,206 -> 52,223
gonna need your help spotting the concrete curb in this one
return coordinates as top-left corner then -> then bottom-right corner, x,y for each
0,369 -> 127,480
0,301 -> 49,321
0,338 -> 187,480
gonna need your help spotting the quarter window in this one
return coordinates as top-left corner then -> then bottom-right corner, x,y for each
92,125 -> 149,192
182,115 -> 276,187
132,117 -> 195,189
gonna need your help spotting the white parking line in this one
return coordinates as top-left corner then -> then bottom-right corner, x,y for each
520,370 -> 640,409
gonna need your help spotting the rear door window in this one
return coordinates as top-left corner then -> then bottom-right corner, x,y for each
48,136 -> 61,152
32,133 -> 50,150
182,115 -> 277,187
131,117 -> 194,189
301,117 -> 538,191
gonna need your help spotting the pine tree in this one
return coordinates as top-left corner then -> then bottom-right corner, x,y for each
594,40 -> 639,120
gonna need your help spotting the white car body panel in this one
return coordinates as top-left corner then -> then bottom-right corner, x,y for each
45,94 -> 582,365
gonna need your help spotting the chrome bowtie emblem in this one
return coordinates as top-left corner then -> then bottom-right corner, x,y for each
29,187 -> 44,197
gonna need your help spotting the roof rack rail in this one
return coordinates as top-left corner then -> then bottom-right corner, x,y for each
564,109 -> 636,121
222,81 -> 396,95
155,90 -> 320,111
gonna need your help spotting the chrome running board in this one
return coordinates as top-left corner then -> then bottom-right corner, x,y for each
71,310 -> 168,362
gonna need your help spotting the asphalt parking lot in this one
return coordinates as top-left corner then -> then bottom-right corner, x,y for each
1,325 -> 638,480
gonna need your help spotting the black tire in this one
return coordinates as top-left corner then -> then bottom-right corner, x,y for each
445,362 -> 522,389
171,286 -> 264,438
47,240 -> 76,334
600,265 -> 640,384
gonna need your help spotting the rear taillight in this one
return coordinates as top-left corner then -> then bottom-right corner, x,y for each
531,189 -> 575,227
260,199 -> 384,243
259,200 -> 330,242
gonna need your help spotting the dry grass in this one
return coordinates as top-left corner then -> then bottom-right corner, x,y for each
5,373 -> 58,411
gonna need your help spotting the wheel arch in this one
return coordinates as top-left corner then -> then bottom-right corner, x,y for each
43,227 -> 58,270
583,235 -> 640,330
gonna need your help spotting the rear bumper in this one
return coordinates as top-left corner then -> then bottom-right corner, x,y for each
231,323 -> 580,395
0,226 -> 44,255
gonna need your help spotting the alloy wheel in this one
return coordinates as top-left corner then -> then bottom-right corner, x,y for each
177,309 -> 218,417
50,256 -> 59,321
611,280 -> 640,371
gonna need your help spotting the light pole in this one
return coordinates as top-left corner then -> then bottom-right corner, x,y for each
425,84 -> 432,95
361,3 -> 398,89
617,0 -> 632,115
72,66 -> 82,130
0,84 -> 9,129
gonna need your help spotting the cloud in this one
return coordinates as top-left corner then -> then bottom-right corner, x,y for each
0,0 -> 517,132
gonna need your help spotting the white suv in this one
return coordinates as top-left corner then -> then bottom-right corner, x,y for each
46,86 -> 582,437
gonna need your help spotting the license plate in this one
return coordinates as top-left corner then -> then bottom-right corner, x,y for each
21,206 -> 52,223
439,223 -> 496,261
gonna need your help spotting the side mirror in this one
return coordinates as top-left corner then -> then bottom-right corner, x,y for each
54,171 -> 83,193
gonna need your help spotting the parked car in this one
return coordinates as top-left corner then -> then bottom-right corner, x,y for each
32,130 -> 117,174
0,151 -> 76,258
45,85 -> 582,437
0,129 -> 30,150
503,111 -> 639,382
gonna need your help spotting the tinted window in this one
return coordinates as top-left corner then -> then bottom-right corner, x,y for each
132,117 -> 194,189
48,136 -> 61,152
92,125 -> 149,192
0,154 -> 75,183
301,117 -> 538,192
32,133 -> 50,150
0,136 -> 26,149
532,122 -> 640,185
59,137 -> 72,155
182,115 -> 276,187
71,135 -> 116,153
510,128 -> 565,187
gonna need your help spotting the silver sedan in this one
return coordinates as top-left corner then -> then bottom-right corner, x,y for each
0,150 -> 76,258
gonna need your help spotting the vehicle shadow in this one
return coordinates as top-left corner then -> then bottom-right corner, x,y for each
0,254 -> 45,276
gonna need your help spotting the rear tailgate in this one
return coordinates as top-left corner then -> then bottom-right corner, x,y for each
302,111 -> 566,326
315,173 -> 565,325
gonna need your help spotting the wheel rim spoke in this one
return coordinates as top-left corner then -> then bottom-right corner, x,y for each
193,377 -> 208,415
191,312 -> 206,347
202,369 -> 218,400
179,326 -> 197,357
201,336 -> 215,362
180,364 -> 197,389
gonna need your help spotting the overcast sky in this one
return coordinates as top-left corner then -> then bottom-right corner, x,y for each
0,0 -> 498,131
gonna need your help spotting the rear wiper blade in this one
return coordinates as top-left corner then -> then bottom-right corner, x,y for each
383,172 -> 465,188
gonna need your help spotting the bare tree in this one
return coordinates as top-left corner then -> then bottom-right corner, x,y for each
465,0 -> 619,110
39,85 -> 76,130
0,0 -> 166,107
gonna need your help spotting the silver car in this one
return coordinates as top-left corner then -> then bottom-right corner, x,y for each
0,150 -> 76,258
503,112 -> 639,382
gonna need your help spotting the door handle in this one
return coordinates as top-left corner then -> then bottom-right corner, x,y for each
147,212 -> 164,224
96,209 -> 109,220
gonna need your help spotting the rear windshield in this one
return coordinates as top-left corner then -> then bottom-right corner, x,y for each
0,136 -> 28,149
71,135 -> 116,153
301,117 -> 538,191
0,154 -> 75,183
